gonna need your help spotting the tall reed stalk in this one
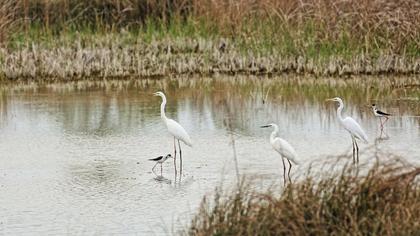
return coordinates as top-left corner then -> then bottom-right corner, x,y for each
3,0 -> 419,56
187,158 -> 420,235
0,0 -> 18,44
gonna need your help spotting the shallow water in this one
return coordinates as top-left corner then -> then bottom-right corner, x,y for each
0,76 -> 419,235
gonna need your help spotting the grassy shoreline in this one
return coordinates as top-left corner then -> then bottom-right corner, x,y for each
1,35 -> 419,81
0,0 -> 419,80
187,158 -> 420,235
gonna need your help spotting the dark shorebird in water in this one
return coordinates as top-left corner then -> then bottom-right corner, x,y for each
371,104 -> 391,130
150,154 -> 172,175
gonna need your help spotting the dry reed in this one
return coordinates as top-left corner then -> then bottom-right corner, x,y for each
0,37 -> 418,80
0,0 -> 18,44
3,0 -> 420,54
193,0 -> 420,52
187,158 -> 420,235
1,1 -> 419,80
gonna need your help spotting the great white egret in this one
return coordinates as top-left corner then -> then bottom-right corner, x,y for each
149,154 -> 172,175
371,104 -> 391,130
154,91 -> 192,175
261,123 -> 299,185
326,97 -> 368,164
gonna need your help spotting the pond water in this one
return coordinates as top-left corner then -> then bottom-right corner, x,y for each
0,76 -> 419,235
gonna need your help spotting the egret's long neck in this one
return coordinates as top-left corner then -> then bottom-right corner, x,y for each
270,125 -> 279,143
160,95 -> 168,122
337,100 -> 344,123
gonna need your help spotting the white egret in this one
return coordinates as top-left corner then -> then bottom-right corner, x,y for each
149,154 -> 172,175
154,91 -> 192,174
371,104 -> 391,130
261,123 -> 299,185
326,97 -> 368,164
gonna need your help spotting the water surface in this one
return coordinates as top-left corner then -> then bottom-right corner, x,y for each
0,76 -> 419,235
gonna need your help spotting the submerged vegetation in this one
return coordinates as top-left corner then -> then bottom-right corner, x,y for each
187,157 -> 420,235
0,0 -> 419,80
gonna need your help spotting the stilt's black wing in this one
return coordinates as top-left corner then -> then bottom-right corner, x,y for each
377,110 -> 391,116
149,156 -> 163,161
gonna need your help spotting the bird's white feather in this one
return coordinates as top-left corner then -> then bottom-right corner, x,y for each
166,118 -> 193,146
272,137 -> 299,164
342,117 -> 368,143
155,91 -> 193,147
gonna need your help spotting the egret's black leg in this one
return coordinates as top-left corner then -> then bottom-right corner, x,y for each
160,163 -> 163,175
178,139 -> 183,175
351,138 -> 356,164
281,157 -> 286,186
173,137 -> 177,176
355,139 -> 359,164
287,159 -> 292,183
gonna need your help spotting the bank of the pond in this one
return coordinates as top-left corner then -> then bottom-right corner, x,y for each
1,36 -> 419,81
186,159 -> 420,236
1,0 -> 419,80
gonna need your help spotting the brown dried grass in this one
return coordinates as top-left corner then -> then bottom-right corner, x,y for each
1,0 -> 419,80
1,37 -> 418,80
5,0 -> 420,53
0,0 -> 18,44
187,158 -> 420,235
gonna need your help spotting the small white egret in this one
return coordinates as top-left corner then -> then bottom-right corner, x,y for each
261,123 -> 299,185
154,91 -> 192,174
371,104 -> 391,130
326,97 -> 368,164
149,154 -> 172,175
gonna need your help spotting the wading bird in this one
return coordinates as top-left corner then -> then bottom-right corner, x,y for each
371,104 -> 391,130
150,154 -> 172,175
326,97 -> 368,164
261,123 -> 299,185
154,91 -> 192,175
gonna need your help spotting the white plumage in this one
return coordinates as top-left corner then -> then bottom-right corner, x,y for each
165,118 -> 192,147
327,97 -> 368,164
341,117 -> 368,143
271,137 -> 299,165
262,123 -> 299,185
154,91 -> 192,174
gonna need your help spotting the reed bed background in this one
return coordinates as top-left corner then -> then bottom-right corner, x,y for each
1,36 -> 419,80
0,0 -> 419,80
0,0 -> 18,43
3,0 -> 420,55
187,157 -> 420,235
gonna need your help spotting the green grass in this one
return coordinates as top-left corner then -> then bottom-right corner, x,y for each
6,16 -> 419,60
2,0 -> 419,63
2,6 -> 418,81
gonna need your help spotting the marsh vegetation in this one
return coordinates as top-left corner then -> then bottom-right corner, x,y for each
0,0 -> 419,80
187,157 -> 420,236
0,1 -> 419,234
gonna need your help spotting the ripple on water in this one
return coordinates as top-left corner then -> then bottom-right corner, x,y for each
0,76 -> 419,234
